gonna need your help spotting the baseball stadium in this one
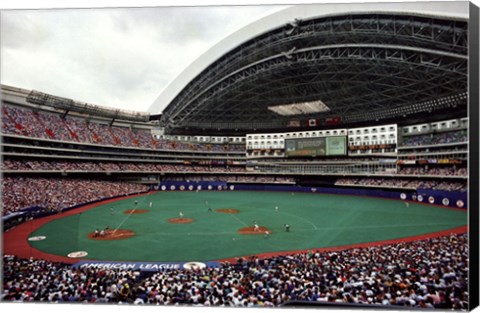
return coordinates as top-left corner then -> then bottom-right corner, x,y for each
1,1 -> 479,310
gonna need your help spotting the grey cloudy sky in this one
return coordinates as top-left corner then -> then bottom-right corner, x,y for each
1,3 -> 284,112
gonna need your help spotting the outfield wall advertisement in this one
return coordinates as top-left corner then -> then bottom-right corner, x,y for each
72,260 -> 220,271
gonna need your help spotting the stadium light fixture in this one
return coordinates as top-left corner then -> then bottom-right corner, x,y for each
268,100 -> 330,116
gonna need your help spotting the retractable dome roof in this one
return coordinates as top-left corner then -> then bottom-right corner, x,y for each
150,2 -> 469,135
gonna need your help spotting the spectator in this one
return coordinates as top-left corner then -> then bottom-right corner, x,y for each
2,104 -> 245,152
2,233 -> 468,309
1,177 -> 149,216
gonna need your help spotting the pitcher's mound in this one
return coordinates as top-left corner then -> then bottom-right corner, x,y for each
88,229 -> 135,240
238,226 -> 271,235
168,218 -> 195,224
124,209 -> 149,214
216,208 -> 240,214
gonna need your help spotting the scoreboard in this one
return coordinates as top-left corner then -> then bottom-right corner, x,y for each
285,136 -> 346,157
326,136 -> 347,155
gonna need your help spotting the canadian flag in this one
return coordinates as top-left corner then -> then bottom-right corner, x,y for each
308,118 -> 318,127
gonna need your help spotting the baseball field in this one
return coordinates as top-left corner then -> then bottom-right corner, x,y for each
6,191 -> 467,263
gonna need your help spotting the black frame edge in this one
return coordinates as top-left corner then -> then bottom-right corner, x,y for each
469,1 -> 480,311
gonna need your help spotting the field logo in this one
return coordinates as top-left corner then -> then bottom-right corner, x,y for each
68,251 -> 88,258
183,261 -> 206,270
230,185 -> 235,191
188,185 -> 194,191
28,236 -> 46,241
197,185 -> 202,191
456,200 -> 464,208
161,185 -> 166,191
208,185 -> 212,190
428,196 -> 435,204
442,198 -> 450,206
400,193 -> 407,200
311,188 -> 317,192
170,185 -> 176,191
417,195 -> 423,202
179,185 -> 185,191
217,185 -> 222,191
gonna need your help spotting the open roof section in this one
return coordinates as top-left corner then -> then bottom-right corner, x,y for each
150,2 -> 469,135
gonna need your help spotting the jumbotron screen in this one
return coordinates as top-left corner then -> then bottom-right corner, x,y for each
285,136 -> 346,157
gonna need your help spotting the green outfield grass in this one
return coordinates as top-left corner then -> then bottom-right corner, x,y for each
28,191 -> 467,262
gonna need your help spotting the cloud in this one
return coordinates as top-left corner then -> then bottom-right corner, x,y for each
1,5 -> 281,112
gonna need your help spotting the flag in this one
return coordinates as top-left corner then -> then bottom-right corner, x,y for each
287,120 -> 300,127
325,116 -> 342,125
307,118 -> 318,127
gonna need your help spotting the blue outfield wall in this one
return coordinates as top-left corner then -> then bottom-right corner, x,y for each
158,181 -> 467,210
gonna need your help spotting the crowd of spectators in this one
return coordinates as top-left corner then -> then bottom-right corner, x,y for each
398,147 -> 468,156
2,104 -> 245,152
2,233 -> 468,309
254,163 -> 396,175
2,105 -> 44,138
164,175 -> 295,184
431,181 -> 467,192
398,166 -> 467,177
261,157 -> 392,163
1,159 -> 247,173
401,130 -> 468,147
335,178 -> 467,191
4,159 -> 468,179
35,110 -> 76,142
1,177 -> 149,216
